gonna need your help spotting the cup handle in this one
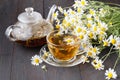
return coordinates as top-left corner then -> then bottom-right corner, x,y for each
5,25 -> 17,41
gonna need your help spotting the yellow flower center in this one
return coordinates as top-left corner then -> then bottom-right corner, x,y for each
100,27 -> 106,31
64,13 -> 68,16
89,32 -> 93,38
81,0 -> 85,6
88,52 -> 92,56
90,9 -> 95,15
100,31 -> 104,35
103,41 -> 108,46
53,13 -> 57,17
77,8 -> 81,13
108,72 -> 113,79
94,63 -> 101,69
66,22 -> 71,27
62,19 -> 67,24
79,34 -> 84,39
87,23 -> 91,28
71,19 -> 75,23
65,38 -> 74,44
111,39 -> 116,44
70,11 -> 75,14
92,48 -> 97,53
93,26 -> 97,31
34,59 -> 39,63
77,28 -> 82,33
99,36 -> 103,41
87,18 -> 92,21
56,24 -> 60,29
98,22 -> 101,27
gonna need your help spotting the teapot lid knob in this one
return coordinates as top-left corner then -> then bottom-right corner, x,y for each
25,7 -> 34,16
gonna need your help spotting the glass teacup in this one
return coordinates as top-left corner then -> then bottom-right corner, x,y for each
46,30 -> 80,63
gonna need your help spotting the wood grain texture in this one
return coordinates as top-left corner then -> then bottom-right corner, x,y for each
0,0 -> 17,80
0,0 -> 120,80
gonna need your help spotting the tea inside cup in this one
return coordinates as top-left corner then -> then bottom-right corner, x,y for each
46,30 -> 81,63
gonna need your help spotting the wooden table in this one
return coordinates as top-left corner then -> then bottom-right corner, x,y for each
0,0 -> 120,80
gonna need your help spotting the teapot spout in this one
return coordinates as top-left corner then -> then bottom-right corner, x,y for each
46,5 -> 57,23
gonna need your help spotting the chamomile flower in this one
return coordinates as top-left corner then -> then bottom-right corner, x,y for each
91,25 -> 98,33
99,8 -> 106,17
109,35 -> 117,45
89,9 -> 96,16
42,49 -> 50,59
80,0 -> 88,7
31,55 -> 43,66
105,68 -> 117,80
63,37 -> 75,45
86,14 -> 92,21
86,21 -> 93,28
87,31 -> 97,39
73,0 -> 81,8
86,51 -> 96,58
103,39 -> 110,46
98,35 -> 106,42
114,37 -> 120,49
63,10 -> 68,17
91,47 -> 100,55
53,11 -> 58,20
81,55 -> 89,64
99,22 -> 108,32
62,19 -> 71,28
77,7 -> 84,14
86,48 -> 96,58
91,58 -> 104,70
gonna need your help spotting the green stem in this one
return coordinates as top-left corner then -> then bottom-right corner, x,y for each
113,50 -> 120,69
101,50 -> 119,60
107,14 -> 114,25
103,46 -> 114,62
106,3 -> 120,7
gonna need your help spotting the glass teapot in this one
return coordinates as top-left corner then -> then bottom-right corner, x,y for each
5,5 -> 57,47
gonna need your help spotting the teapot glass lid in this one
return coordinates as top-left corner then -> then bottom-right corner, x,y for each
18,7 -> 42,23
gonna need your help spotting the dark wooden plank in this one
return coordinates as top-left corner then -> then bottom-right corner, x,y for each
10,0 -> 44,80
10,45 -> 46,80
0,0 -> 18,80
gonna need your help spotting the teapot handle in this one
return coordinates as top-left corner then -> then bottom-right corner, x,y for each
46,5 -> 57,23
5,25 -> 17,41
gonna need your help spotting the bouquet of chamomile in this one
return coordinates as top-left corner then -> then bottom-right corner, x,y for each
52,0 -> 120,80
31,0 -> 120,80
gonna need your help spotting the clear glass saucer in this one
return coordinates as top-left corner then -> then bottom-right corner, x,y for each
39,45 -> 84,67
